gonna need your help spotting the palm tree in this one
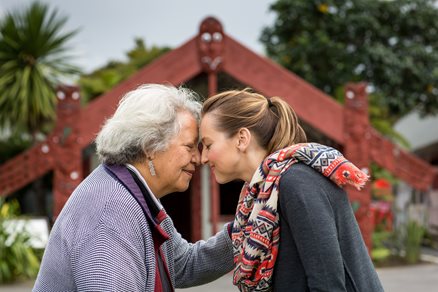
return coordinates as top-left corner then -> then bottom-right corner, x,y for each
0,1 -> 80,139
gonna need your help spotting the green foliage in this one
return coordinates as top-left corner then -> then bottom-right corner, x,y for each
371,163 -> 399,185
78,38 -> 170,103
0,134 -> 32,164
0,198 -> 40,283
261,0 -> 438,120
372,222 -> 427,266
422,229 -> 438,249
368,92 -> 411,148
334,86 -> 411,147
372,231 -> 392,262
0,1 -> 80,137
405,220 -> 426,264
380,220 -> 427,266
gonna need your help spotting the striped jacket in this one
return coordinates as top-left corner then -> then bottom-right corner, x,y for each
33,164 -> 234,291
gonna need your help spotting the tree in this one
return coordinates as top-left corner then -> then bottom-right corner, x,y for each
261,0 -> 438,121
0,1 -> 80,139
78,38 -> 170,102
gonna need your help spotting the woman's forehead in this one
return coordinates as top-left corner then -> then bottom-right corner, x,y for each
176,113 -> 198,142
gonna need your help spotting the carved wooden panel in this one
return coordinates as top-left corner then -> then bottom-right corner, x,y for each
343,83 -> 373,250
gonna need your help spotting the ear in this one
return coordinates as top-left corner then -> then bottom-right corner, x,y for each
236,128 -> 251,152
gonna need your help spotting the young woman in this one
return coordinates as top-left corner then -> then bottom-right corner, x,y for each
200,89 -> 383,291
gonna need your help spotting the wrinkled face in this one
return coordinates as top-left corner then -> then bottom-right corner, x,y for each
200,113 -> 241,184
153,111 -> 200,195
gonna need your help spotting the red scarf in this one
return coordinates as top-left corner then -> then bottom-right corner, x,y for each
231,143 -> 368,291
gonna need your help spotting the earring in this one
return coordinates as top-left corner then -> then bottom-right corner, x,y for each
148,160 -> 156,176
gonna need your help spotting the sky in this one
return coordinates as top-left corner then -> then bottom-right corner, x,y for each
0,0 -> 276,73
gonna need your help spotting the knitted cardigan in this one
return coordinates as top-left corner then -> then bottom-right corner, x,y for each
33,164 -> 234,292
272,164 -> 384,291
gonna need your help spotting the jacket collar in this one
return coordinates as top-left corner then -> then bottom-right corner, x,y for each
103,164 -> 170,245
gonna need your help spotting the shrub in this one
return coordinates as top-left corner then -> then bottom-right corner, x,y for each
0,198 -> 40,283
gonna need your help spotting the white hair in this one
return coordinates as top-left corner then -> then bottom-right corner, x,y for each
95,84 -> 201,165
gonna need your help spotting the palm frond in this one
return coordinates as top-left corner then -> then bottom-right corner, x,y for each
0,1 -> 80,137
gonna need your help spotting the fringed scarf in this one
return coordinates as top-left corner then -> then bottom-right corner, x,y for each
231,143 -> 369,291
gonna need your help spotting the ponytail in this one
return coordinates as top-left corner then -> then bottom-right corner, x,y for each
202,89 -> 307,155
267,97 -> 307,153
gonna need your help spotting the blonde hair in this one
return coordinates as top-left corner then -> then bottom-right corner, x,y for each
202,89 -> 306,154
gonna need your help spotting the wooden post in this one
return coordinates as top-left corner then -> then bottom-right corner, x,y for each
343,83 -> 373,251
52,86 -> 83,218
208,73 -> 220,234
190,170 -> 202,241
197,17 -> 225,235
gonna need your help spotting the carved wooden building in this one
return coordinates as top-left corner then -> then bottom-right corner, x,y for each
1,17 -> 437,249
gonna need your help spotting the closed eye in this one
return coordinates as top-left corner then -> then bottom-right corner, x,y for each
200,140 -> 212,151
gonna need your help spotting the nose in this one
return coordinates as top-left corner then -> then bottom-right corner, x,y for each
201,147 -> 209,165
192,148 -> 201,166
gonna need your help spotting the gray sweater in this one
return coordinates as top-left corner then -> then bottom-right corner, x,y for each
273,163 -> 384,291
33,165 -> 234,291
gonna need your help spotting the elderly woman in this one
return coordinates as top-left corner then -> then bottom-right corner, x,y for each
33,84 -> 234,291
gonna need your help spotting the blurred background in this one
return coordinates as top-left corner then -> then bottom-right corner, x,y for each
1,0 -> 438,291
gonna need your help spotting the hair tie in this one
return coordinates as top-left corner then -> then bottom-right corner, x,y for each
266,97 -> 274,108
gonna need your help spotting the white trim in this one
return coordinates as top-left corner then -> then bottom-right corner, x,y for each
126,164 -> 163,210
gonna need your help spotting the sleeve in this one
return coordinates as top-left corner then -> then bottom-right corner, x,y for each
279,164 -> 348,292
71,202 -> 148,291
172,222 -> 234,288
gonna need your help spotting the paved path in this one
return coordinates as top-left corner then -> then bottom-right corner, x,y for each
377,263 -> 438,292
177,263 -> 438,292
2,262 -> 438,292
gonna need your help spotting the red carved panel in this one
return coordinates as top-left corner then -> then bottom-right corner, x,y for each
222,35 -> 345,144
369,131 -> 396,173
343,83 -> 373,250
51,86 -> 83,217
78,38 -> 203,148
370,129 -> 436,191
0,143 -> 55,197
198,17 -> 225,73
395,151 -> 435,189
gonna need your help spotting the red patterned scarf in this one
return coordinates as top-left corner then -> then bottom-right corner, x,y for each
231,143 -> 368,291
